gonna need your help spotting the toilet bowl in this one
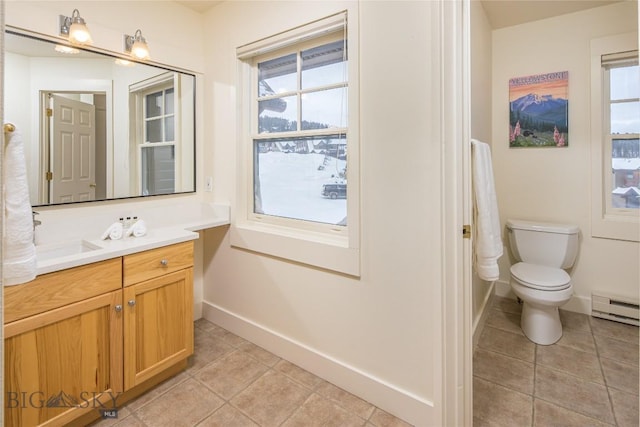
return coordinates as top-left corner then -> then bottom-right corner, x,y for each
506,219 -> 580,345
510,262 -> 573,344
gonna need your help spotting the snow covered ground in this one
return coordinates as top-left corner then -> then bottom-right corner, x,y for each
257,151 -> 347,225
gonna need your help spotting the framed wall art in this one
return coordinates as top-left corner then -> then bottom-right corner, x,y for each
509,71 -> 569,148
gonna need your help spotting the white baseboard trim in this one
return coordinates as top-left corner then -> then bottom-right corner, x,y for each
561,294 -> 592,315
494,280 -> 591,315
201,301 -> 436,426
472,281 -> 495,349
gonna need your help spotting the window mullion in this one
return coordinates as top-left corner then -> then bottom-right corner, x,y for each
252,128 -> 348,140
258,91 -> 297,101
610,97 -> 640,104
301,82 -> 348,94
297,49 -> 302,132
256,81 -> 347,102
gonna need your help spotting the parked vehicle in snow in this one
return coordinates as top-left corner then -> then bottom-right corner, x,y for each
321,183 -> 347,199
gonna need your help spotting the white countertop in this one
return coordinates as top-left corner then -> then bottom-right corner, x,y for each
32,202 -> 230,276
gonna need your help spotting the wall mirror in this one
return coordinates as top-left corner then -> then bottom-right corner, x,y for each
4,30 -> 196,207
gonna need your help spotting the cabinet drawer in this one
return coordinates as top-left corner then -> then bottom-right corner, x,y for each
123,241 -> 194,286
3,258 -> 122,323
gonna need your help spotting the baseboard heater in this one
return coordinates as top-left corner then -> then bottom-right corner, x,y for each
592,293 -> 640,327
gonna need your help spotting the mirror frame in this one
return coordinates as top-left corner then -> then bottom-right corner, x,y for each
4,27 -> 197,207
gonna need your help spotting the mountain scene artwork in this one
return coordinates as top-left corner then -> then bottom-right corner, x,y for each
509,71 -> 569,148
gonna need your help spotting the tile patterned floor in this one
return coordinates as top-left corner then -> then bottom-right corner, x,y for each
91,298 -> 639,427
474,296 -> 640,427
92,318 -> 413,427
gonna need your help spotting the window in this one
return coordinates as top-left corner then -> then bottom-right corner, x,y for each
254,36 -> 348,226
591,33 -> 640,241
604,54 -> 639,211
130,74 -> 177,196
234,11 -> 360,275
142,86 -> 175,195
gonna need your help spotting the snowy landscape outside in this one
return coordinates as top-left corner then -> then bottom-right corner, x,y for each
610,64 -> 639,209
254,38 -> 348,225
256,150 -> 347,224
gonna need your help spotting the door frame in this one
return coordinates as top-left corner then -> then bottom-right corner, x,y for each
441,0 -> 473,425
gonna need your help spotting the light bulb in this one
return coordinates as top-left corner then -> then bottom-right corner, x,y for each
69,22 -> 92,44
131,40 -> 150,60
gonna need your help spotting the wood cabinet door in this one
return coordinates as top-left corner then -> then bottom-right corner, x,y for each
123,268 -> 194,390
4,290 -> 123,427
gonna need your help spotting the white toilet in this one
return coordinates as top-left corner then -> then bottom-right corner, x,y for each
506,219 -> 580,345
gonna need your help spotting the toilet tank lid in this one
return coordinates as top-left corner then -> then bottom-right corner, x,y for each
506,219 -> 579,235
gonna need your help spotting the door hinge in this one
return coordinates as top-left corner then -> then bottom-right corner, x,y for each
46,108 -> 53,117
46,171 -> 53,181
462,224 -> 471,239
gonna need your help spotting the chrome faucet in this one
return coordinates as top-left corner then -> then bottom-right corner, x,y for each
32,211 -> 41,244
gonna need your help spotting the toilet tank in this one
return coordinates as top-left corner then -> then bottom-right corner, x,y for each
506,219 -> 579,269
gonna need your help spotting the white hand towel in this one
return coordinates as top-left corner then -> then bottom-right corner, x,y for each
3,129 -> 37,286
125,219 -> 147,238
101,222 -> 124,240
471,139 -> 503,281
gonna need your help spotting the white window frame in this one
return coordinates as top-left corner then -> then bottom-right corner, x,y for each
590,32 -> 640,242
129,73 -> 181,195
233,11 -> 361,276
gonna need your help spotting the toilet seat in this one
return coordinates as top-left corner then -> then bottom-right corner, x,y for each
510,262 -> 571,291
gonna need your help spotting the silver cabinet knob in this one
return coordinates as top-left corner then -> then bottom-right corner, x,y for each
115,305 -> 122,312
128,300 -> 136,307
160,259 -> 168,266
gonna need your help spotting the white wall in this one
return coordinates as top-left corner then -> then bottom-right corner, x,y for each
492,2 -> 640,310
203,1 -> 446,424
470,0 -> 495,341
471,2 -> 492,144
4,52 -> 32,197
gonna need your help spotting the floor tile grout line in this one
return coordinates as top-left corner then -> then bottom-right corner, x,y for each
207,326 -> 380,421
189,403 -> 224,427
196,322 -> 379,425
531,342 -> 538,427
534,339 -> 616,425
592,322 -> 621,426
532,395 -> 619,427
472,374 -> 534,398
123,372 -> 191,415
474,345 -> 537,367
190,367 -> 283,427
481,302 -> 637,427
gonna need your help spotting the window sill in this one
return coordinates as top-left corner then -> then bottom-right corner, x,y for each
591,214 -> 640,242
230,221 -> 360,276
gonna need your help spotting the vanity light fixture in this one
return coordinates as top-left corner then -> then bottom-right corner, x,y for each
59,9 -> 92,45
124,30 -> 150,60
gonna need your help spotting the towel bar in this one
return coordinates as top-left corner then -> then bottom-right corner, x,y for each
4,123 -> 15,133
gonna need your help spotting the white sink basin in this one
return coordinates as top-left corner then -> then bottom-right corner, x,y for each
36,240 -> 102,262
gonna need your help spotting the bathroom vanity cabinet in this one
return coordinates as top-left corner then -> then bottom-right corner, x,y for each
3,241 -> 194,427
122,243 -> 194,389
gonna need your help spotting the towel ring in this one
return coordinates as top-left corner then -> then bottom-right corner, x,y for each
4,123 -> 15,133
